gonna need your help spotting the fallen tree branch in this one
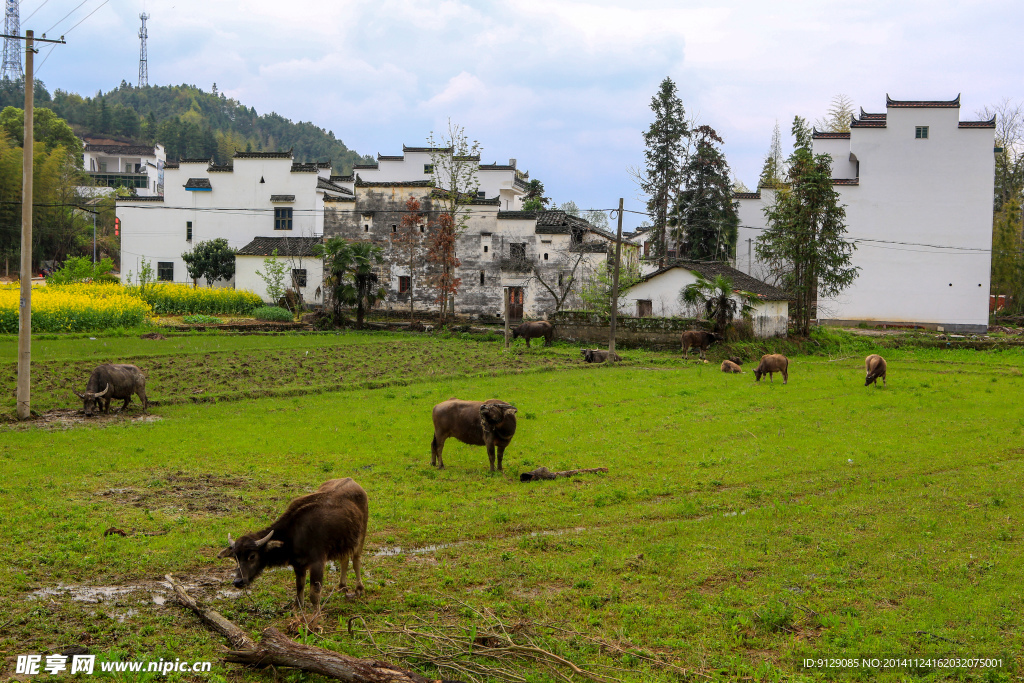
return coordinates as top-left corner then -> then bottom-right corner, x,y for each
164,574 -> 443,683
520,467 -> 608,482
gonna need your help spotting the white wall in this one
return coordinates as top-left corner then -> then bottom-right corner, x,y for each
235,255 -> 323,304
734,188 -> 778,284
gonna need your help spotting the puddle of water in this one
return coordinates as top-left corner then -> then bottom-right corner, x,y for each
29,584 -> 141,603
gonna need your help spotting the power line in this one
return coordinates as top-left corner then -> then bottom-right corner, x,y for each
43,0 -> 88,34
63,0 -> 107,35
22,0 -> 50,23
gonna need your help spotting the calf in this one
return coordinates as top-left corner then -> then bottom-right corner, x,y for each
680,330 -> 721,360
581,349 -> 622,363
431,399 -> 517,471
865,354 -> 887,386
218,478 -> 368,610
754,354 -> 789,384
721,359 -> 743,373
73,364 -> 148,417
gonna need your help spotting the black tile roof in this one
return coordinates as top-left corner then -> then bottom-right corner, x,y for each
291,163 -> 319,173
812,129 -> 851,139
85,144 -> 158,156
733,191 -> 762,200
180,158 -> 213,164
850,117 -> 887,129
164,161 -> 180,169
116,195 -> 164,202
353,163 -> 379,170
317,177 -> 352,194
403,145 -> 452,153
330,174 -> 353,182
959,117 -> 996,129
858,108 -> 886,120
497,211 -> 538,220
357,177 -> 433,188
453,155 -> 481,162
236,236 -> 322,257
184,178 -> 212,189
234,151 -> 293,159
832,178 -> 859,186
208,163 -> 234,172
270,194 -> 295,202
377,154 -> 404,161
323,194 -> 356,203
886,94 -> 960,108
479,163 -> 516,171
638,262 -> 789,300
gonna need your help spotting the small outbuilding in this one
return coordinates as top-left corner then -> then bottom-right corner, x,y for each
623,261 -> 789,338
235,236 -> 324,305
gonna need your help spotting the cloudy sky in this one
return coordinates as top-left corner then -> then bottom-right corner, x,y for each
21,0 -> 1024,229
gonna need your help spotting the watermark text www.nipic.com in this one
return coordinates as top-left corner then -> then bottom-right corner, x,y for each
16,654 -> 213,675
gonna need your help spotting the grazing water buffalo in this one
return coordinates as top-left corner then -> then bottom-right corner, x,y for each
431,399 -> 518,471
754,354 -> 789,384
512,320 -> 554,347
73,364 -> 148,417
581,348 -> 621,363
721,360 -> 743,373
218,478 -> 368,609
680,330 -> 721,360
865,354 -> 887,386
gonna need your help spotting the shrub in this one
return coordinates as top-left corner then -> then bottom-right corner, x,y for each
0,283 -> 151,333
46,256 -> 116,285
126,283 -> 262,315
252,306 -> 293,322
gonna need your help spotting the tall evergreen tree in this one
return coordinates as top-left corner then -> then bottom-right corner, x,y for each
991,198 -> 1024,313
756,116 -> 859,336
815,94 -> 855,133
758,120 -> 785,189
641,77 -> 689,263
670,125 -> 738,261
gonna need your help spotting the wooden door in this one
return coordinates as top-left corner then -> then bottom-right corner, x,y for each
508,287 -> 524,322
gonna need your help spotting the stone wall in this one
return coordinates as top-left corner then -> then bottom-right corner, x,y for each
552,311 -> 709,349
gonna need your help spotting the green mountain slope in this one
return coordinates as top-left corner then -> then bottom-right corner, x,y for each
1,79 -> 371,172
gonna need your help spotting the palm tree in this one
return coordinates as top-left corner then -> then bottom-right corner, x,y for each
680,273 -> 755,335
315,238 -> 386,328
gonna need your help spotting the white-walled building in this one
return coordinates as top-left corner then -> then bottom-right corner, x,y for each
235,236 -> 323,304
117,151 -> 348,289
82,138 -> 166,197
734,95 -> 996,333
623,262 -> 789,338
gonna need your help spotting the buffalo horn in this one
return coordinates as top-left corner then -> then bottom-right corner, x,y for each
72,389 -> 86,399
254,530 -> 275,547
227,533 -> 234,548
95,383 -> 111,398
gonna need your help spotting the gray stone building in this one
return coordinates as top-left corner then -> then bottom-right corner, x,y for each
323,178 -> 617,320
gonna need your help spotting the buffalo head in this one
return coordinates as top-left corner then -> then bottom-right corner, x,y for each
218,530 -> 284,588
480,401 -> 516,427
72,383 -> 111,417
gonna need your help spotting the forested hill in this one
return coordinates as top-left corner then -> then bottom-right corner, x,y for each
0,79 -> 372,172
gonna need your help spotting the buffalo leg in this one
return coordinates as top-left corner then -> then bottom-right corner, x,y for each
293,566 -> 307,609
352,551 -> 364,595
486,443 -> 496,472
336,552 -> 350,593
782,369 -> 788,385
496,444 -> 505,472
699,346 -> 706,360
137,388 -> 149,413
431,435 -> 446,468
308,564 -> 324,609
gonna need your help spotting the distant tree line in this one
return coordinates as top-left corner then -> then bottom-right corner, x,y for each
2,78 -> 373,171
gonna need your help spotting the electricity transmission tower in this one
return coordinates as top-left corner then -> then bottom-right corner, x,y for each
1,0 -> 22,81
137,11 -> 148,87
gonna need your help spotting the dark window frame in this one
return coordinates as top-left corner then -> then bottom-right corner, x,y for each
274,207 -> 294,231
915,126 -> 929,139
292,268 -> 307,288
186,221 -> 192,242
399,275 -> 411,293
157,262 -> 174,282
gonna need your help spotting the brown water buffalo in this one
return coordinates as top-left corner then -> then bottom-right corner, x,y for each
754,354 -> 789,384
431,398 -> 518,471
865,354 -> 887,386
218,478 -> 368,610
581,349 -> 622,363
721,360 -> 743,373
512,320 -> 554,347
73,364 -> 148,417
728,356 -> 743,365
680,330 -> 721,360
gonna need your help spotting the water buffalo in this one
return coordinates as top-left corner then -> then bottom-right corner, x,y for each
581,349 -> 621,363
512,320 -> 554,347
754,354 -> 789,384
431,398 -> 517,472
218,478 -> 369,610
73,364 -> 148,417
680,330 -> 721,360
721,360 -> 743,373
865,354 -> 887,386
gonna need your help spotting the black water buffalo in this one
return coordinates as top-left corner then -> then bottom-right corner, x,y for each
754,354 -> 789,384
581,349 -> 621,363
512,320 -> 554,347
218,478 -> 369,610
431,398 -> 518,472
680,330 -> 721,360
73,364 -> 148,417
865,354 -> 887,386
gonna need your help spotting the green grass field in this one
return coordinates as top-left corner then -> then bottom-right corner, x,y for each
1,331 -> 1022,682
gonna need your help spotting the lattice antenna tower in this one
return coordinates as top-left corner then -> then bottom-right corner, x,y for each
137,11 -> 149,87
1,0 -> 22,81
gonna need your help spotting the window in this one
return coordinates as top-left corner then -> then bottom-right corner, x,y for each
399,276 -> 411,293
392,224 -> 397,233
419,225 -> 425,233
292,269 -> 307,288
637,299 -> 653,317
915,126 -> 929,139
543,253 -> 549,260
479,271 -> 485,285
510,243 -> 526,260
364,224 -> 369,232
157,262 -> 174,281
274,207 -> 293,231
423,164 -> 433,174
186,221 -> 192,241
643,241 -> 650,257
483,245 -> 488,253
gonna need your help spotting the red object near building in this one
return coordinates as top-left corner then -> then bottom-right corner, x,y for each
990,294 -> 1006,312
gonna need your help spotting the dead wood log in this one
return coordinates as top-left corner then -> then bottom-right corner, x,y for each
519,467 -> 609,483
164,574 -> 446,683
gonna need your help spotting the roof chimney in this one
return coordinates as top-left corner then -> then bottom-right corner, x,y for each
509,158 -> 516,167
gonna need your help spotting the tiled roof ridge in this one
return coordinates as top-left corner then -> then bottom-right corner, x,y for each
639,261 -> 789,300
357,178 -> 434,188
812,129 -> 851,139
236,236 -> 323,257
208,163 -> 234,172
733,191 -> 762,200
233,151 -> 294,159
84,144 -> 157,155
958,117 -> 996,129
184,177 -> 212,189
858,108 -> 887,120
886,94 -> 961,108
831,178 -> 859,186
179,157 -> 213,164
116,195 -> 165,202
291,163 -> 320,173
403,145 -> 453,153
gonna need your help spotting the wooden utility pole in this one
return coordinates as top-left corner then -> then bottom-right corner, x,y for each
2,29 -> 65,419
607,197 -> 624,356
503,286 -> 511,349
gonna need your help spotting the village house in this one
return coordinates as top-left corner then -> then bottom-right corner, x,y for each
734,95 -> 996,333
81,137 -> 166,197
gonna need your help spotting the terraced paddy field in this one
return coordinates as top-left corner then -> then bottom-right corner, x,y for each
1,330 -> 1021,681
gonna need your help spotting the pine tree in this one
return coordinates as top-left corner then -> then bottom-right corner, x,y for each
758,121 -> 785,189
991,198 -> 1024,313
755,116 -> 859,335
641,77 -> 689,263
671,125 -> 738,261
